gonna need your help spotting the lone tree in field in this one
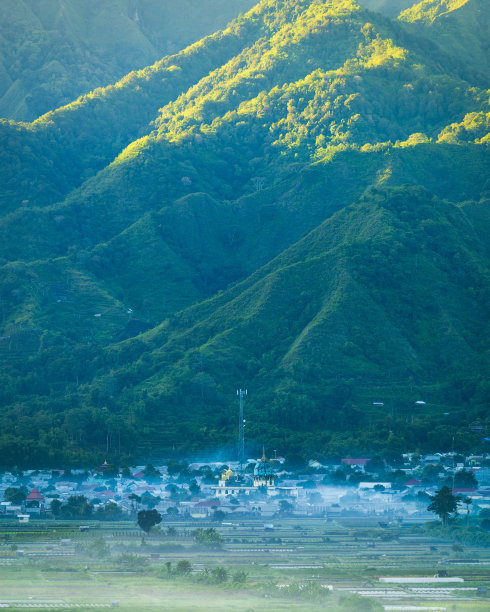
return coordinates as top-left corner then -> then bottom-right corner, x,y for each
137,509 -> 162,533
427,486 -> 460,526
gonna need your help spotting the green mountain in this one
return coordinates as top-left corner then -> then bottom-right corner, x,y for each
0,0 -> 256,121
0,0 -> 489,466
399,0 -> 490,81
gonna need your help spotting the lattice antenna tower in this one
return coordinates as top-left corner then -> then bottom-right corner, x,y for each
237,389 -> 247,472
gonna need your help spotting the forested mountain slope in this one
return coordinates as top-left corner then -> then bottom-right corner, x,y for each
0,0 -> 256,120
399,0 -> 490,82
0,0 -> 488,466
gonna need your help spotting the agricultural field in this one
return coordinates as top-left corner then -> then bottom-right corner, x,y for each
0,517 -> 489,611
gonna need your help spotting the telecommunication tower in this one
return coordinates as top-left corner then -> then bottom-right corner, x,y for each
237,389 -> 247,472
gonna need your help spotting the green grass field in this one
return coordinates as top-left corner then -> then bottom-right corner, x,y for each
0,517 -> 489,610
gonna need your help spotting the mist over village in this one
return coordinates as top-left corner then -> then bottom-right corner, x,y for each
1,0 -> 489,609
3,448 -> 490,523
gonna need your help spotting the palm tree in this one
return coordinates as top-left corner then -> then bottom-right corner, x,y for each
462,496 -> 472,524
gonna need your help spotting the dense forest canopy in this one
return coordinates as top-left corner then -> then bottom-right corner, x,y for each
0,0 -> 489,467
0,0 -> 257,120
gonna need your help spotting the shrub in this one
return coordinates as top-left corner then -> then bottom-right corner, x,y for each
115,553 -> 149,570
232,570 -> 248,583
339,593 -> 383,611
175,560 -> 192,575
211,566 -> 228,583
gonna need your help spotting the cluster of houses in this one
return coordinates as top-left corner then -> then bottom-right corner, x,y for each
1,450 -> 490,523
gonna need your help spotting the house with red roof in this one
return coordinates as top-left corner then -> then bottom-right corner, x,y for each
341,459 -> 369,471
26,487 -> 45,502
25,487 -> 45,514
403,479 -> 422,487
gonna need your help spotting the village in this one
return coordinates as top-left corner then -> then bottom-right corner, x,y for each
1,450 -> 490,610
2,450 -> 490,523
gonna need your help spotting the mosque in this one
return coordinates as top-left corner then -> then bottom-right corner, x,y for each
253,447 -> 275,487
213,447 -> 297,498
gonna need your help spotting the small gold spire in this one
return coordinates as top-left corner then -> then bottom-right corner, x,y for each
261,446 -> 267,461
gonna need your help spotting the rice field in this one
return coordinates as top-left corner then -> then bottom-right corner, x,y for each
0,517 -> 488,611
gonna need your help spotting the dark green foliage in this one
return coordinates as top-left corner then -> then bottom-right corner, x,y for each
427,486 -> 460,526
85,536 -> 110,558
116,553 -> 149,570
365,457 -> 385,474
454,468 -> 478,488
231,569 -> 248,583
281,581 -> 332,602
0,0 -> 257,121
212,510 -> 227,522
0,0 -> 488,465
339,593 -> 383,611
54,495 -> 93,519
143,464 -> 162,481
193,527 -> 223,548
95,501 -> 123,521
211,566 -> 228,583
137,509 -> 162,533
4,487 -> 28,504
175,560 -> 192,575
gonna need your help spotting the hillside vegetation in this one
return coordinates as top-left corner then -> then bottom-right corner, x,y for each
0,0 -> 489,466
0,0 -> 256,121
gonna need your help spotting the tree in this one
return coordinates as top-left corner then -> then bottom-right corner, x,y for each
330,469 -> 346,483
143,464 -> 162,481
60,495 -> 93,519
427,486 -> 460,526
212,509 -> 226,522
284,454 -> 306,472
175,560 -> 192,575
461,496 -> 472,523
128,493 -> 141,512
116,553 -> 149,570
365,456 -> 385,474
279,499 -> 292,514
232,570 -> 247,583
189,480 -> 201,495
454,469 -> 478,488
421,464 -> 443,485
481,518 -> 490,532
86,536 -> 110,558
211,566 -> 228,583
137,509 -> 162,533
97,501 -> 122,520
193,527 -> 223,548
50,499 -> 62,517
4,487 -> 28,505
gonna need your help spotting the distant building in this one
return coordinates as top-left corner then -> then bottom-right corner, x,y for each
422,454 -> 441,464
213,449 -> 280,498
341,458 -> 369,471
253,448 -> 275,487
403,479 -> 422,487
358,482 -> 392,490
214,466 -> 255,497
26,487 -> 45,503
